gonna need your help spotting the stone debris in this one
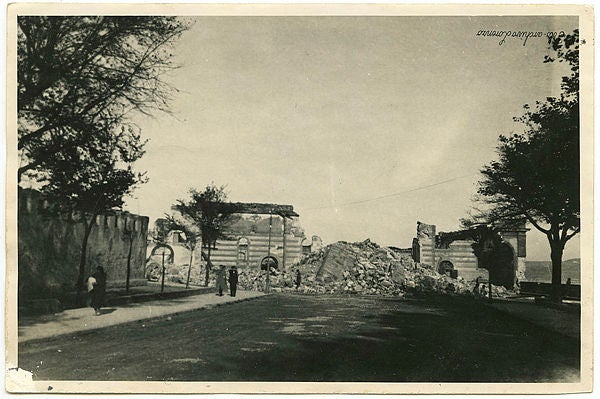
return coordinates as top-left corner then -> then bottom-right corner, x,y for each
146,262 -> 205,286
237,239 -> 512,298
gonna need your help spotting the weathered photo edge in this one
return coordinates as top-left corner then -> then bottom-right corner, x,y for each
4,2 -> 595,394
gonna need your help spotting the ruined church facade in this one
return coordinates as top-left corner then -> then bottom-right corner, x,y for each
149,202 -> 322,274
412,221 -> 528,289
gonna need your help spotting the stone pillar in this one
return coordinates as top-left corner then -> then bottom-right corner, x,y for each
282,217 -> 287,271
416,221 -> 436,267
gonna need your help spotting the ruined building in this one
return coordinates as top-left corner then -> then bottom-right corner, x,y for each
412,221 -> 528,289
18,189 -> 149,303
148,202 -> 321,274
211,203 -> 322,270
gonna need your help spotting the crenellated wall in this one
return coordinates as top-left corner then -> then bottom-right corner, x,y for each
18,189 -> 149,301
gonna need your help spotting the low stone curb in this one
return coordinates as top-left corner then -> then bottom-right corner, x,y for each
105,286 -> 216,307
19,293 -> 267,344
135,293 -> 270,321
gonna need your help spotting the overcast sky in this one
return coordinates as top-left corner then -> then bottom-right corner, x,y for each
124,16 -> 579,261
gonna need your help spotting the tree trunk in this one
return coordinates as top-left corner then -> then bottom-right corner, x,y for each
125,235 -> 134,293
204,245 -> 212,287
186,247 -> 193,289
76,214 -> 96,304
549,237 -> 565,303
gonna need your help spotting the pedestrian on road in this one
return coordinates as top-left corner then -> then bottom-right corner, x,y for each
86,275 -> 96,307
228,266 -> 239,297
90,266 -> 107,315
473,277 -> 481,295
295,269 -> 302,289
216,265 -> 227,296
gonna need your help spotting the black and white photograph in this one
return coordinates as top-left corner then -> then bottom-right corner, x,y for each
4,2 -> 594,394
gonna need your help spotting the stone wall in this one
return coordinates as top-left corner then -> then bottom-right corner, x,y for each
416,222 -> 486,280
18,189 -> 149,301
147,212 -> 320,273
413,221 -> 527,286
431,240 -> 489,282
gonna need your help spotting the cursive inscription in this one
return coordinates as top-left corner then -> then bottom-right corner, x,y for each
476,29 -> 566,46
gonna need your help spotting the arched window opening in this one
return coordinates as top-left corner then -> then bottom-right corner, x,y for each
238,237 -> 249,263
260,256 -> 278,272
438,260 -> 454,277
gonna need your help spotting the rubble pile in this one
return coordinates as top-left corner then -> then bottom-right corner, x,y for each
237,239 -> 511,298
145,261 -> 205,286
237,268 -> 295,292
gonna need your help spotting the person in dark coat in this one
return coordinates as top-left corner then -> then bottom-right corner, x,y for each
216,265 -> 227,296
90,266 -> 107,315
295,269 -> 302,289
228,266 -> 239,297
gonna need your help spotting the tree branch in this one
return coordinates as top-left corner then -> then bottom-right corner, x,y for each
564,227 -> 580,242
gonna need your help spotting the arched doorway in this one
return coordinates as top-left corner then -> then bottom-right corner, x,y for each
490,243 -> 516,289
147,244 -> 175,263
438,260 -> 454,276
146,244 -> 175,281
260,256 -> 279,272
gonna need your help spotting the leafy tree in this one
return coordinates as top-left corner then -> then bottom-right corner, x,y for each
40,134 -> 147,299
171,184 -> 239,287
17,16 -> 189,182
145,218 -> 176,283
473,30 -> 579,302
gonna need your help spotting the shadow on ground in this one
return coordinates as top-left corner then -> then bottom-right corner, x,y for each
18,294 -> 580,382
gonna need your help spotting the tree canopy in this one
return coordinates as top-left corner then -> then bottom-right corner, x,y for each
475,30 -> 579,239
40,134 -> 146,216
17,16 -> 189,182
172,184 -> 240,250
171,184 -> 240,286
38,130 -> 148,293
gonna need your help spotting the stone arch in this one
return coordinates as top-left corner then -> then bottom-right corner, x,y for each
260,255 -> 279,271
147,244 -> 174,264
438,260 -> 454,276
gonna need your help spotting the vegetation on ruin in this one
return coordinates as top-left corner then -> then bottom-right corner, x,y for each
469,30 -> 580,303
170,184 -> 240,286
161,216 -> 201,289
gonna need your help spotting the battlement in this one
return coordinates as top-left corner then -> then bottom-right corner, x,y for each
18,188 -> 148,234
18,188 -> 150,303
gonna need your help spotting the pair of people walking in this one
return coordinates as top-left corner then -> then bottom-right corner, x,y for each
216,265 -> 238,297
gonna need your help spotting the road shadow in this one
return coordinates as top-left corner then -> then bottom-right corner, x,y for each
213,295 -> 581,383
